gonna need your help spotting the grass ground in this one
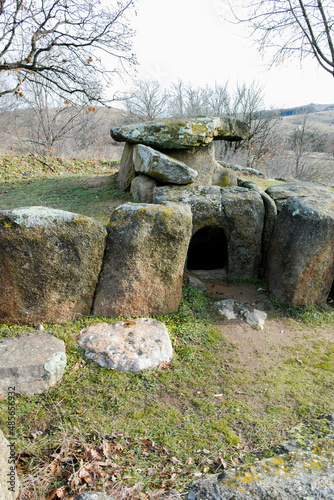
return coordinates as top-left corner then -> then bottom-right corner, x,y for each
0,154 -> 333,499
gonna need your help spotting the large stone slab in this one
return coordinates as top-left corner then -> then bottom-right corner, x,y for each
239,180 -> 277,265
166,143 -> 237,187
266,181 -> 333,211
221,188 -> 265,278
133,144 -> 198,184
0,332 -> 66,395
153,185 -> 223,233
78,318 -> 173,372
110,116 -> 249,150
187,435 -> 334,499
267,195 -> 334,306
93,202 -> 192,317
0,429 -> 19,499
0,207 -> 106,325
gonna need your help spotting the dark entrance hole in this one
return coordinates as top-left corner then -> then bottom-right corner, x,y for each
187,226 -> 228,270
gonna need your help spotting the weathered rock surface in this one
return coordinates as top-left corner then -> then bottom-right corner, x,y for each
0,332 -> 66,395
187,435 -> 334,499
154,186 -> 264,279
239,180 -> 277,262
266,181 -> 333,211
130,174 -> 157,203
167,143 -> 237,187
111,117 -> 249,150
221,187 -> 265,278
0,429 -> 19,499
117,142 -> 135,191
93,202 -> 192,317
221,161 -> 265,177
267,195 -> 334,305
0,207 -> 106,325
133,144 -> 198,184
78,318 -> 173,372
153,185 -> 223,233
214,299 -> 267,330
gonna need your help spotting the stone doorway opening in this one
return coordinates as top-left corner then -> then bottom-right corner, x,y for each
187,226 -> 228,270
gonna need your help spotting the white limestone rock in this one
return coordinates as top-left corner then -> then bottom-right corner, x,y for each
78,318 -> 173,372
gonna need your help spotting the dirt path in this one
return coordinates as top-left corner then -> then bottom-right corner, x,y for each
188,269 -> 334,374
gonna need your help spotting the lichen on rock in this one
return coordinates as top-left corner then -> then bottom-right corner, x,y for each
111,116 -> 249,150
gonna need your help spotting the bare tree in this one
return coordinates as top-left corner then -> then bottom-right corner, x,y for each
287,113 -> 329,178
236,0 -> 334,76
205,83 -> 230,116
167,81 -> 210,117
0,0 -> 136,103
123,80 -> 168,121
217,82 -> 280,169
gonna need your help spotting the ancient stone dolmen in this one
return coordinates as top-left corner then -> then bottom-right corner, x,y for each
0,117 -> 333,330
111,117 -> 334,309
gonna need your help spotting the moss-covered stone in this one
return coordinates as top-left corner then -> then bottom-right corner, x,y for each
133,144 -> 198,184
166,142 -> 237,187
110,117 -> 249,150
267,193 -> 334,306
221,188 -> 265,279
0,207 -> 107,325
93,202 -> 192,317
187,435 -> 334,499
153,185 -> 223,233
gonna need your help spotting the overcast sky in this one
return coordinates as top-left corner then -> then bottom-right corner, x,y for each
124,0 -> 333,109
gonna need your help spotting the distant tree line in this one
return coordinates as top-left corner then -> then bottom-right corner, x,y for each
122,78 -> 334,184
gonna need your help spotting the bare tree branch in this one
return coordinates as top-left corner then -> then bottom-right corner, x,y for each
0,0 -> 136,103
234,0 -> 334,76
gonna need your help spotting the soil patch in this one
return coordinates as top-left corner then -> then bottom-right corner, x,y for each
189,269 -> 334,374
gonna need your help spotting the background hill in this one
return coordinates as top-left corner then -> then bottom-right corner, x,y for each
0,102 -> 333,185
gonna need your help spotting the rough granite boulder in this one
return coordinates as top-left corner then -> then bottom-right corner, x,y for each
93,202 -> 192,317
187,435 -> 334,499
133,144 -> 198,184
0,332 -> 66,395
221,187 -> 265,278
78,318 -> 173,372
0,429 -> 19,499
110,117 -> 249,150
130,174 -> 158,203
153,185 -> 223,233
239,179 -> 277,262
266,194 -> 334,306
166,143 -> 237,187
266,181 -> 333,212
0,207 -> 107,325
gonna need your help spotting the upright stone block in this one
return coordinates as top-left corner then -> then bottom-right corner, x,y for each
0,207 -> 107,325
267,195 -> 334,305
93,202 -> 192,317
